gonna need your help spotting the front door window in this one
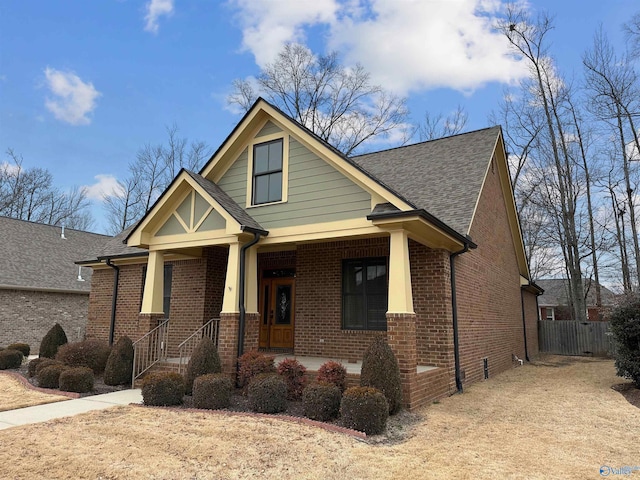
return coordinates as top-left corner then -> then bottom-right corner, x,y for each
259,272 -> 295,349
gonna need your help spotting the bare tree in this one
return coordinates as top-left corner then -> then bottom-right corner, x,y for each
228,43 -> 409,156
624,11 -> 640,58
417,106 -> 468,141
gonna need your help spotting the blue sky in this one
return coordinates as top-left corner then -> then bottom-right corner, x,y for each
0,0 -> 636,234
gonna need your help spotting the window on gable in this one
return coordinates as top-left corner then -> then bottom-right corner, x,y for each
252,139 -> 283,205
342,257 -> 388,330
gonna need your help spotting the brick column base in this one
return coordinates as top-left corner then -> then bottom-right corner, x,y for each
137,313 -> 166,340
218,313 -> 240,376
386,312 -> 418,410
243,313 -> 260,353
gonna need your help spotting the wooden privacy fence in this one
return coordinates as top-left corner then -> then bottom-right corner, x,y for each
538,320 -> 617,357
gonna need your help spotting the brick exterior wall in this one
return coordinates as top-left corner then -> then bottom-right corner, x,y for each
523,290 -> 539,357
0,289 -> 88,349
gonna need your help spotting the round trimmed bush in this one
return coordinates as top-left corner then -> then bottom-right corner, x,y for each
277,358 -> 307,400
56,339 -> 111,374
37,364 -> 68,389
0,349 -> 24,370
340,386 -> 388,435
35,358 -> 65,376
248,373 -> 287,414
28,357 -> 47,377
104,336 -> 134,386
303,382 -> 341,421
59,367 -> 94,393
238,351 -> 276,389
39,323 -> 68,359
316,361 -> 347,392
185,337 -> 221,395
360,336 -> 402,414
610,295 -> 640,386
7,343 -> 30,357
142,372 -> 185,406
193,373 -> 233,410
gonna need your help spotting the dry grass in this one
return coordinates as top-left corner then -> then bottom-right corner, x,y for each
0,373 -> 69,411
1,356 -> 639,479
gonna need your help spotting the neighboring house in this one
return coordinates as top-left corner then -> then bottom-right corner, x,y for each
536,278 -> 617,321
79,98 -> 542,410
0,216 -> 111,348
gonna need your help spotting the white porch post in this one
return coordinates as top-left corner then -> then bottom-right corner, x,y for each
388,229 -> 414,313
140,250 -> 165,314
245,245 -> 259,314
221,241 -> 241,313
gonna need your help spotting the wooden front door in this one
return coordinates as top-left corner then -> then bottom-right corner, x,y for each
259,277 -> 295,349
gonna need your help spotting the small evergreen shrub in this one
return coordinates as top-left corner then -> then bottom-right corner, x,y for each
0,349 -> 23,370
142,372 -> 185,406
316,361 -> 347,392
193,373 -> 233,410
302,382 -> 341,421
59,367 -> 94,393
248,373 -> 287,413
7,343 -> 30,357
37,364 -> 68,389
104,336 -> 134,386
610,295 -> 640,386
360,336 -> 402,414
28,357 -> 46,377
56,339 -> 111,374
277,358 -> 307,400
185,337 -> 222,395
39,323 -> 68,359
340,386 -> 389,435
35,358 -> 65,376
238,351 -> 276,389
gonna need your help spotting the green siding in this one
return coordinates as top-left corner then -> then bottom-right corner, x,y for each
256,121 -> 282,138
217,138 -> 371,229
176,195 -> 192,226
196,208 -> 226,232
156,214 -> 186,236
193,192 -> 209,225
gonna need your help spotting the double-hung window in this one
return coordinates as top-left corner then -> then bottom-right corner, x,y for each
252,139 -> 283,205
342,257 -> 388,330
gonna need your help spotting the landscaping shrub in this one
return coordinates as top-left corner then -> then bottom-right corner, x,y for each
277,358 -> 307,400
7,343 -> 30,357
39,323 -> 68,359
360,336 -> 402,414
37,364 -> 68,389
104,336 -> 134,386
238,351 -> 276,389
28,357 -> 46,377
56,339 -> 111,374
184,337 -> 222,395
247,373 -> 287,414
193,373 -> 233,410
142,372 -> 185,406
610,295 -> 640,387
35,358 -> 65,376
0,349 -> 23,370
316,361 -> 347,392
302,382 -> 341,421
340,386 -> 389,435
59,367 -> 94,393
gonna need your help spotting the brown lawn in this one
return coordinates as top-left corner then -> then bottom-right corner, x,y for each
1,355 -> 638,480
0,372 -> 69,411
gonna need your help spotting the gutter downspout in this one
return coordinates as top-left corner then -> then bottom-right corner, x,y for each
520,289 -> 530,362
237,231 -> 263,361
105,258 -> 119,346
450,242 -> 471,394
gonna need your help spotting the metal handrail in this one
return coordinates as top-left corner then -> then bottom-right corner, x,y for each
132,318 -> 170,385
177,318 -> 220,373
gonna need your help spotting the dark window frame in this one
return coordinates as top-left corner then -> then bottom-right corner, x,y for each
252,138 -> 283,205
341,257 -> 388,331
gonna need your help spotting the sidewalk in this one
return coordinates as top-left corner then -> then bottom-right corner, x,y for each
0,389 -> 143,430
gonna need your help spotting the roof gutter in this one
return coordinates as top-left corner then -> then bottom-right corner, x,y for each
105,258 -> 120,346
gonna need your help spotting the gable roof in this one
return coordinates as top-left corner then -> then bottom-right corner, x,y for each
536,278 -> 617,307
351,127 -> 501,235
0,216 -> 110,293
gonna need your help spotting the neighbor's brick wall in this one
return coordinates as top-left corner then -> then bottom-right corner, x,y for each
0,289 -> 88,348
454,154 -> 535,386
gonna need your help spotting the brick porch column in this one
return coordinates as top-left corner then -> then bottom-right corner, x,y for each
218,313 -> 240,375
243,313 -> 260,352
137,313 -> 167,339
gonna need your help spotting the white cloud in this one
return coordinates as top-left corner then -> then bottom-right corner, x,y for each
84,174 -> 123,200
44,68 -> 101,125
144,0 -> 174,34
230,0 -> 528,94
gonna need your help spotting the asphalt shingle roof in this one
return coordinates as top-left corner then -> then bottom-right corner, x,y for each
351,127 -> 501,235
0,216 -> 111,292
536,279 -> 617,307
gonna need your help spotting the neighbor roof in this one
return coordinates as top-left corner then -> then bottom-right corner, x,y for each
0,216 -> 111,293
536,279 -> 617,307
351,127 -> 501,235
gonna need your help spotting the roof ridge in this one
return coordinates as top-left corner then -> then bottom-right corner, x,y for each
0,215 -> 111,237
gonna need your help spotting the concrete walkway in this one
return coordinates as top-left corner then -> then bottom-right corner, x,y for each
0,389 -> 143,430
